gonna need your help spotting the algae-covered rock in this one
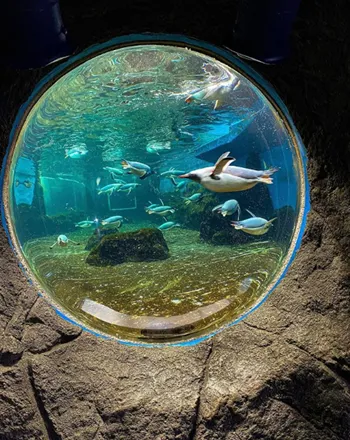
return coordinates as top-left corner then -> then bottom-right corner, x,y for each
84,227 -> 119,251
86,228 -> 169,266
171,189 -> 218,230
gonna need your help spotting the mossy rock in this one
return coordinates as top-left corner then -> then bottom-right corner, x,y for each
85,227 -> 120,251
86,228 -> 169,266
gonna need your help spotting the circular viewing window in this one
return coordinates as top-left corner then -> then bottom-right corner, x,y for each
1,35 -> 309,346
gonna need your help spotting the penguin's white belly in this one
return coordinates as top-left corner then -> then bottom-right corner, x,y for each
130,167 -> 145,177
201,174 -> 257,193
240,226 -> 269,236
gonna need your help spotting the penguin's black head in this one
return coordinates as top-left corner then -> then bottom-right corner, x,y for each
179,173 -> 200,183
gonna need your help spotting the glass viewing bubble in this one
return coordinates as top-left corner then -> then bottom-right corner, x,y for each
1,36 -> 309,346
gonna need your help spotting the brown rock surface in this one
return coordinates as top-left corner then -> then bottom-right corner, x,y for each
1,1 -> 350,439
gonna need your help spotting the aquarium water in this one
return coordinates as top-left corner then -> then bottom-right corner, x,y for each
1,37 -> 308,345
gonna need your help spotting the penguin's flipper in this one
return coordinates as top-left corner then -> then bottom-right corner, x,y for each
266,217 -> 277,226
211,152 -> 235,178
212,204 -> 223,212
246,209 -> 256,218
214,100 -> 221,110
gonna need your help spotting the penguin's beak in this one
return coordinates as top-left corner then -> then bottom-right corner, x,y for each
179,173 -> 200,182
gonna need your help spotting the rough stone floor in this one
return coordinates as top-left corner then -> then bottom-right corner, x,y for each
1,0 -> 350,438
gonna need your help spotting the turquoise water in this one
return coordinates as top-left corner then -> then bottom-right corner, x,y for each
3,43 -> 306,344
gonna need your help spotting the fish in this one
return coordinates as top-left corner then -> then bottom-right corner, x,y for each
185,71 -> 240,110
121,159 -> 155,180
231,210 -> 277,236
179,151 -> 279,193
158,221 -> 181,231
65,145 -> 88,159
50,235 -> 80,249
75,220 -> 96,228
170,178 -> 187,191
117,183 -> 141,195
147,205 -> 175,217
103,166 -> 125,176
97,183 -> 124,195
212,199 -> 241,218
160,168 -> 186,178
101,215 -> 124,226
183,193 -> 204,205
146,141 -> 171,155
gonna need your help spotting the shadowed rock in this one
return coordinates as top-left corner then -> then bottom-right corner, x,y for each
86,228 -> 169,266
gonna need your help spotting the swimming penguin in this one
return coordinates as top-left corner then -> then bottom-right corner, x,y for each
160,168 -> 186,179
179,152 -> 279,193
212,199 -> 241,218
101,215 -> 124,226
97,183 -> 124,195
121,159 -> 155,180
75,220 -> 96,228
117,183 -> 141,195
147,205 -> 175,217
50,235 -> 80,249
65,144 -> 88,159
158,221 -> 181,231
183,193 -> 204,205
185,72 -> 240,110
231,210 -> 277,236
103,166 -> 125,175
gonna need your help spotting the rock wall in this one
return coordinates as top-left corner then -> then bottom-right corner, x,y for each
1,0 -> 350,439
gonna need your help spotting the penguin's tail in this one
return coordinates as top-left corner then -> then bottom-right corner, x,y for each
257,176 -> 273,185
262,167 -> 280,177
231,221 -> 242,229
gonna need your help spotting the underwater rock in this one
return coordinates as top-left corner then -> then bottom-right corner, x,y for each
13,204 -> 48,243
200,205 -> 296,246
171,187 -> 219,230
44,211 -> 86,235
84,227 -> 120,251
200,212 -> 255,245
86,228 -> 169,266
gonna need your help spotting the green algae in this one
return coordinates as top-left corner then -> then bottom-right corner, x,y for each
23,223 -> 284,342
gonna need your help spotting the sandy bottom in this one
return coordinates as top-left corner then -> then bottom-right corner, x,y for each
23,224 -> 284,343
